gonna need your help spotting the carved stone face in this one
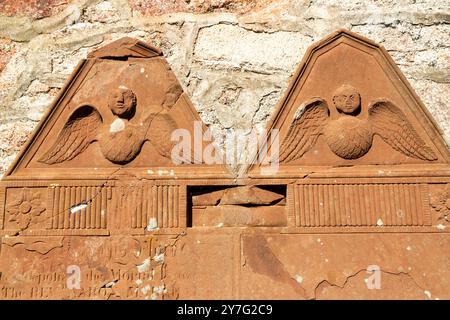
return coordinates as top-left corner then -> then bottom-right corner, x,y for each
332,85 -> 361,114
108,88 -> 136,118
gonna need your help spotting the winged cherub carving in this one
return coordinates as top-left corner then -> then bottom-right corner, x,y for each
39,87 -> 182,165
277,84 -> 437,162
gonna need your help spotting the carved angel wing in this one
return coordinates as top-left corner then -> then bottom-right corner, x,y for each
146,112 -> 179,159
368,99 -> 437,161
39,105 -> 102,164
277,98 -> 329,163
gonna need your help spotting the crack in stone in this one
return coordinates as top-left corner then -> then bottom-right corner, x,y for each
313,268 -> 430,300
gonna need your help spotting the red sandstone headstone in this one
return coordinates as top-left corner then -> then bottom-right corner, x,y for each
0,29 -> 449,300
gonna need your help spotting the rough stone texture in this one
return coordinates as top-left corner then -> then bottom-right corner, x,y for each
128,0 -> 277,16
0,0 -> 70,19
0,0 -> 449,176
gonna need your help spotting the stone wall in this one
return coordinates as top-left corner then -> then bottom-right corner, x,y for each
0,0 -> 449,176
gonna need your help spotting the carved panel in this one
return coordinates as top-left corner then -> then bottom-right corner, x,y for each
110,183 -> 184,229
293,183 -> 430,227
47,183 -> 184,231
4,188 -> 48,230
48,185 -> 111,230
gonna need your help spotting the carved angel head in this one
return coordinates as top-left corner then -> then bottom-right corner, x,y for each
332,84 -> 361,115
108,87 -> 137,119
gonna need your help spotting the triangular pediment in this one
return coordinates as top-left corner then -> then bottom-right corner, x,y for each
4,38 -> 231,180
247,29 -> 450,177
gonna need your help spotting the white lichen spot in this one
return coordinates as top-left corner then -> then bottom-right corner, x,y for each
150,293 -> 158,300
137,258 -> 151,273
147,217 -> 159,231
101,209 -> 105,216
140,67 -> 145,74
294,275 -> 303,284
154,253 -> 164,263
169,169 -> 175,176
436,224 -> 446,230
135,279 -> 143,286
147,169 -> 154,174
141,285 -> 151,295
325,258 -> 329,262
424,290 -> 432,299
406,246 -> 412,251
105,281 -> 116,288
153,285 -> 166,294
317,238 -> 321,243
377,170 -> 385,176
377,218 -> 384,226
217,222 -> 224,228
157,169 -> 169,175
119,85 -> 129,90
70,203 -> 88,214
110,118 -> 125,133
294,103 -> 307,120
